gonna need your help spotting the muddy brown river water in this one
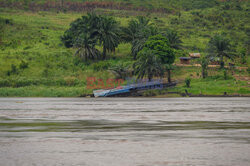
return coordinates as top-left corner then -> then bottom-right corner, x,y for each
0,97 -> 250,166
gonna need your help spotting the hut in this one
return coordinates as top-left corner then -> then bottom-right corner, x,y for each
180,57 -> 191,64
189,53 -> 201,59
209,57 -> 220,65
210,61 -> 220,65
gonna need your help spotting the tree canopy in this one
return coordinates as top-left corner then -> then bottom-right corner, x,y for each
144,34 -> 175,65
134,34 -> 175,81
134,48 -> 164,81
61,12 -> 120,60
207,34 -> 233,68
162,29 -> 182,49
121,16 -> 158,60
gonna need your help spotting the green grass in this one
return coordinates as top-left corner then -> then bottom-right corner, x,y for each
141,76 -> 249,97
172,77 -> 250,95
0,86 -> 91,97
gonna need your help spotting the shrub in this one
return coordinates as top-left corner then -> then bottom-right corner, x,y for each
14,78 -> 39,87
6,64 -> 18,76
240,49 -> 247,64
42,68 -> 49,77
109,62 -> 131,79
201,58 -> 208,78
19,60 -> 29,69
143,90 -> 158,97
64,76 -> 78,86
91,61 -> 111,71
185,77 -> 191,88
247,68 -> 250,74
0,79 -> 11,87
11,64 -> 18,74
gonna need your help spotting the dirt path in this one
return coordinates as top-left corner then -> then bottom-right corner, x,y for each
174,64 -> 248,70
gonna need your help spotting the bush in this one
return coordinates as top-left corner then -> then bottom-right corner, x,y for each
42,68 -> 49,77
64,76 -> 79,86
201,58 -> 208,78
0,79 -> 11,87
240,49 -> 247,64
6,64 -> 18,76
142,90 -> 158,97
14,78 -> 39,87
185,77 -> 191,88
91,61 -> 111,71
19,60 -> 29,69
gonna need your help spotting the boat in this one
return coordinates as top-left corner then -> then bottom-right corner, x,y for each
93,86 -> 131,97
93,80 -> 177,97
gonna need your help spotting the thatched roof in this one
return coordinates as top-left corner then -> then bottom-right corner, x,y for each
180,57 -> 191,60
189,53 -> 201,58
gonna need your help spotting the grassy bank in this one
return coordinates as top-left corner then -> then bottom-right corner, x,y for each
0,6 -> 249,97
1,67 -> 249,97
0,86 -> 90,97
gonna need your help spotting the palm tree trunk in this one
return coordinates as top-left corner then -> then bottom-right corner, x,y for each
148,74 -> 152,82
103,46 -> 106,60
220,54 -> 224,69
167,69 -> 171,83
133,53 -> 136,60
202,68 -> 205,78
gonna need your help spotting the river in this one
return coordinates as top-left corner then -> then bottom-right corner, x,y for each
0,97 -> 250,166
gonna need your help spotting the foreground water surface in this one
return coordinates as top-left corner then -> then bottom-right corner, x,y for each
0,97 -> 250,166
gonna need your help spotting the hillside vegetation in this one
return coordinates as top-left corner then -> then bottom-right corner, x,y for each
0,0 -> 249,97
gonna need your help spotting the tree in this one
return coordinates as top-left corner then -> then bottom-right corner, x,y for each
61,12 -> 100,48
61,13 -> 121,60
121,16 -> 151,43
74,33 -> 100,60
143,35 -> 175,82
200,57 -> 208,78
162,29 -> 182,49
185,77 -> 191,88
109,63 -> 131,79
134,48 -> 164,81
207,34 -> 233,69
239,48 -> 247,64
96,16 -> 121,60
121,16 -> 157,60
165,64 -> 174,83
131,26 -> 158,60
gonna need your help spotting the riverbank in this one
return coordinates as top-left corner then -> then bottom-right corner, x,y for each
0,75 -> 249,97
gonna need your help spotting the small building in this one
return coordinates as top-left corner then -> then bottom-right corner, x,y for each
189,53 -> 201,59
209,57 -> 220,65
210,61 -> 220,65
180,57 -> 191,64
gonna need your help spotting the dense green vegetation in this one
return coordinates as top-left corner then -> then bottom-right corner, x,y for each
0,0 -> 249,97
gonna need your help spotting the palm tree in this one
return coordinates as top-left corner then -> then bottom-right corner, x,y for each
121,16 -> 150,43
165,64 -> 174,83
134,48 -> 164,81
121,19 -> 139,43
208,34 -> 232,68
74,33 -> 100,61
109,63 -> 131,79
61,12 -> 100,48
97,16 -> 121,60
200,57 -> 208,78
121,16 -> 157,60
131,26 -> 158,60
162,29 -> 182,49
